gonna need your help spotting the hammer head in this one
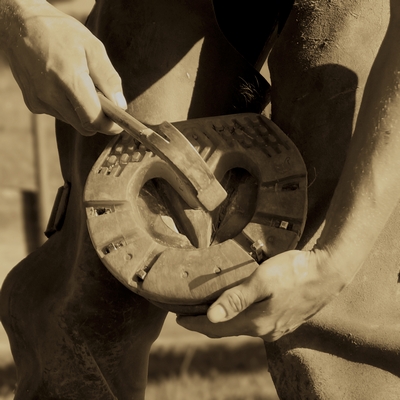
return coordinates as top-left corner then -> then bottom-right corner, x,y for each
151,121 -> 227,211
98,91 -> 227,211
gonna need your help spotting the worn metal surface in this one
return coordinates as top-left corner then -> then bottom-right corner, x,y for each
84,113 -> 307,313
98,92 -> 227,211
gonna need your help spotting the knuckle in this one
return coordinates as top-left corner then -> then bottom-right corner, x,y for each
80,129 -> 97,137
106,72 -> 122,88
226,291 -> 246,314
81,120 -> 99,133
254,324 -> 268,337
86,36 -> 105,53
269,332 -> 284,342
95,38 -> 106,52
91,42 -> 121,82
263,334 -> 277,343
89,40 -> 110,65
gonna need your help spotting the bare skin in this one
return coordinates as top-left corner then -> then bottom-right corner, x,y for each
0,0 -> 127,136
178,0 -> 400,342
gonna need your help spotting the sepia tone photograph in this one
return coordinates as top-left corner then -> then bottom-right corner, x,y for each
0,0 -> 399,399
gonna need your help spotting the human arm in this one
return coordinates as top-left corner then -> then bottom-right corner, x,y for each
0,0 -> 127,136
177,10 -> 400,341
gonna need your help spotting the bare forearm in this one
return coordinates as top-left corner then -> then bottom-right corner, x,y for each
0,0 -> 46,47
0,0 -> 19,46
316,17 -> 400,281
0,0 -> 126,135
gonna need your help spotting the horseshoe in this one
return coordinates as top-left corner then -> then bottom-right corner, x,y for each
84,113 -> 307,314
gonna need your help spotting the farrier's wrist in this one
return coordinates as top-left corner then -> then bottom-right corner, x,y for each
0,0 -> 49,48
311,238 -> 361,295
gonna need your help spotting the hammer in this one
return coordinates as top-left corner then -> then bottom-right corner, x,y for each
98,91 -> 227,211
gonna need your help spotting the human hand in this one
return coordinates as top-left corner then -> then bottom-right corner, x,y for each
2,1 -> 126,136
177,250 -> 346,342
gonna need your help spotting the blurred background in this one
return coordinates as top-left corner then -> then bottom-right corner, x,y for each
0,1 -> 278,398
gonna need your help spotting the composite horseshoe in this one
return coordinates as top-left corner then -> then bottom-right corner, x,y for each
84,113 -> 308,314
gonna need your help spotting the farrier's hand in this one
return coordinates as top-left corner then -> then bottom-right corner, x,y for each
1,0 -> 126,136
177,250 -> 346,342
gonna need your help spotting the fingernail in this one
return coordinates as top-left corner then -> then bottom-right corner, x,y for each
114,92 -> 127,109
208,304 -> 227,323
107,124 -> 124,135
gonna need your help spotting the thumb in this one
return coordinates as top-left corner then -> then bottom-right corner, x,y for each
207,276 -> 265,323
87,41 -> 127,110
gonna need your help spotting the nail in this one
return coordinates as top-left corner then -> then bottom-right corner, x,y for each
208,304 -> 227,323
114,92 -> 127,109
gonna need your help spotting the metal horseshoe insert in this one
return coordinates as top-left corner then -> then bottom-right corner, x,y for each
84,113 -> 307,314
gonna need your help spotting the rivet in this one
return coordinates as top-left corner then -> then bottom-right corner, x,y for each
279,221 -> 289,230
115,145 -> 124,154
120,153 -> 130,164
135,269 -> 147,280
243,138 -> 253,148
235,129 -> 244,137
124,253 -> 133,261
255,136 -> 264,145
268,236 -> 275,243
131,152 -> 143,162
268,133 -> 277,143
107,155 -> 118,166
250,240 -> 265,262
